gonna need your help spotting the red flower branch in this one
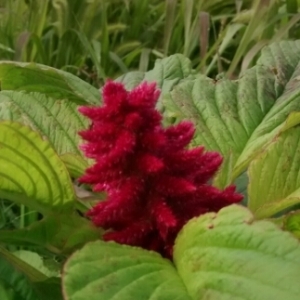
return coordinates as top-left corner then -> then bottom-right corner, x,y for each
78,81 -> 242,257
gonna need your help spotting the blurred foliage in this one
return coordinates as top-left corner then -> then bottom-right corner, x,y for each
0,0 -> 300,85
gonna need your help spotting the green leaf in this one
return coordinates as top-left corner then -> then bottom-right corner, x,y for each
0,121 -> 75,214
0,247 -> 44,300
62,205 -> 300,299
0,62 -> 100,105
144,54 -> 194,94
12,250 -> 59,278
60,154 -> 88,179
0,247 -> 62,300
0,280 -> 22,300
116,54 -> 194,93
32,278 -> 63,300
213,151 -> 233,189
233,171 -> 249,206
116,71 -> 145,90
174,205 -> 300,300
283,210 -> 300,238
0,213 -> 102,254
248,125 -> 300,218
62,241 -> 191,300
0,91 -> 88,156
163,41 -> 300,183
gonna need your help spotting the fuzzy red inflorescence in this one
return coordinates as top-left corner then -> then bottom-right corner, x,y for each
78,81 -> 243,258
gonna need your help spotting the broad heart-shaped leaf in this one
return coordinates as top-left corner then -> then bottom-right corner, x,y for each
0,121 -> 75,214
62,240 -> 191,300
174,205 -> 300,300
0,213 -> 102,254
0,91 -> 88,157
116,54 -> 196,114
248,124 -> 300,218
163,40 -> 300,184
116,54 -> 195,93
0,61 -> 100,105
62,205 -> 300,300
0,62 -> 99,167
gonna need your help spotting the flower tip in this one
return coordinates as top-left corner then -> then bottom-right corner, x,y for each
77,106 -> 91,116
128,81 -> 160,108
165,121 -> 196,149
225,185 -> 244,203
102,80 -> 127,106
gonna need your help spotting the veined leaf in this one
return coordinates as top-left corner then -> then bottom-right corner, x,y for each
0,213 -> 102,254
116,54 -> 195,93
163,41 -> 300,183
0,121 -> 75,214
0,91 -> 88,157
283,210 -> 300,239
12,250 -> 59,278
60,154 -> 88,179
62,241 -> 191,300
0,246 -> 44,300
0,61 -> 100,105
115,71 -> 145,90
144,54 -> 195,94
248,125 -> 300,218
0,122 -> 100,254
62,205 -> 300,300
0,61 -> 98,170
0,247 -> 62,300
174,205 -> 300,299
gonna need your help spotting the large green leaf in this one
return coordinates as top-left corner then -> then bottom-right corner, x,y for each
0,62 -> 100,105
117,54 -> 195,93
0,56 -> 193,162
163,41 -> 300,183
143,54 -> 195,94
174,205 -> 300,300
282,210 -> 300,239
59,154 -> 88,179
62,205 -> 300,300
248,125 -> 300,218
0,246 -> 63,300
116,71 -> 145,91
0,62 -> 99,166
62,240 -> 191,300
0,91 -> 88,156
0,246 -> 45,300
0,213 -> 102,254
12,250 -> 59,277
116,54 -> 196,116
0,121 -> 75,214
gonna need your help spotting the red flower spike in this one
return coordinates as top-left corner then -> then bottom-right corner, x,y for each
137,154 -> 165,174
165,121 -> 195,150
156,176 -> 197,196
102,80 -> 127,108
79,81 -> 243,258
103,220 -> 153,246
128,82 -> 159,108
149,196 -> 178,240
